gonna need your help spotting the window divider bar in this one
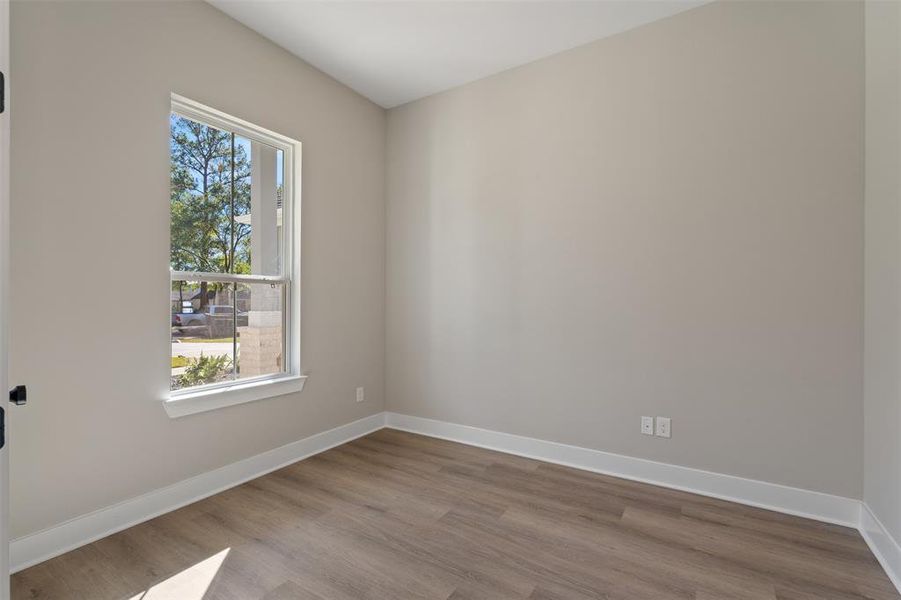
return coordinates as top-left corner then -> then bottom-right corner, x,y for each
229,133 -> 237,381
170,271 -> 287,285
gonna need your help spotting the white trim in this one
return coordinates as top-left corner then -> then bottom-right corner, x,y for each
9,413 -> 385,573
860,503 -> 901,594
170,271 -> 286,285
170,93 -> 299,153
164,374 -> 307,418
383,412 -> 861,527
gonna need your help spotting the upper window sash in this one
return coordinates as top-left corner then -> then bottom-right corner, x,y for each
171,119 -> 294,278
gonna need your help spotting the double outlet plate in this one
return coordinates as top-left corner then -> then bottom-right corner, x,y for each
641,416 -> 671,438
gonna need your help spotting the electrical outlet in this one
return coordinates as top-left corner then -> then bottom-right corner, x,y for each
655,417 -> 671,438
641,416 -> 654,435
355,387 -> 365,403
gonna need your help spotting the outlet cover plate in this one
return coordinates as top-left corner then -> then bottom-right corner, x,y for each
655,417 -> 671,438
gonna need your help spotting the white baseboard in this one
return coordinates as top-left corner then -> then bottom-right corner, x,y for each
384,412 -> 861,527
860,503 -> 901,593
9,412 -> 386,573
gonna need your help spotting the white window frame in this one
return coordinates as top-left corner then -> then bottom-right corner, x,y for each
164,94 -> 305,418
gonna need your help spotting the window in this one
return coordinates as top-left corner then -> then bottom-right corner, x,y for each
167,95 -> 303,416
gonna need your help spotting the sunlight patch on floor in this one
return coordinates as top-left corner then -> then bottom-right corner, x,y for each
129,548 -> 230,600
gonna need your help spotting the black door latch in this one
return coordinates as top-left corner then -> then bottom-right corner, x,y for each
9,385 -> 26,405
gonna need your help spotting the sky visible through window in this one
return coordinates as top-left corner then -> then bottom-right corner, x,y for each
170,117 -> 284,195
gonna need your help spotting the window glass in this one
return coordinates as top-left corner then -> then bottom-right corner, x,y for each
171,281 -> 235,390
170,115 -> 248,274
170,107 -> 291,393
235,282 -> 285,381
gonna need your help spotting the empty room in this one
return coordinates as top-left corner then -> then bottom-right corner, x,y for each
1,0 -> 900,597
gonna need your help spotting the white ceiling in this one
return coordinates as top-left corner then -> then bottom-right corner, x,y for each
210,1 -> 708,108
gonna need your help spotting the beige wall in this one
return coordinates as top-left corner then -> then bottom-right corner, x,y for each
9,0 -> 873,542
9,1 -> 386,539
864,0 -> 901,542
386,1 -> 864,497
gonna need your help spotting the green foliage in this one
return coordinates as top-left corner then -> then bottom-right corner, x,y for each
170,115 -> 252,275
174,353 -> 233,390
171,355 -> 189,369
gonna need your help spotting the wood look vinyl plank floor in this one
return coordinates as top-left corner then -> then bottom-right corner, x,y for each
11,429 -> 899,600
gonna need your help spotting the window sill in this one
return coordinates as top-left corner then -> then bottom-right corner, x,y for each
163,375 -> 307,418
